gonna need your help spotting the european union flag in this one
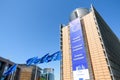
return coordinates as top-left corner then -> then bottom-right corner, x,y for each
3,64 -> 17,77
26,57 -> 38,66
26,51 -> 61,65
34,58 -> 41,64
46,55 -> 53,62
52,51 -> 61,61
40,53 -> 49,63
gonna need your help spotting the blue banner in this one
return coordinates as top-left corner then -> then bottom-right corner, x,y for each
69,18 -> 89,80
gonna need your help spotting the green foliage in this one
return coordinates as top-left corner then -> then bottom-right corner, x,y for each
40,76 -> 46,80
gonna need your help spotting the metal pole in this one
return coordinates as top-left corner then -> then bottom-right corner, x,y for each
10,72 -> 13,80
47,72 -> 48,80
34,65 -> 38,80
12,70 -> 16,80
10,67 -> 17,80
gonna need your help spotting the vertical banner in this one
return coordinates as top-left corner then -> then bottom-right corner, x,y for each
70,18 -> 90,80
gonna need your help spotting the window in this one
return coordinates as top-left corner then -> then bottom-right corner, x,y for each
99,37 -> 102,42
74,11 -> 78,18
0,61 -> 2,70
101,44 -> 104,49
3,66 -> 8,74
95,21 -> 98,25
103,50 -> 106,57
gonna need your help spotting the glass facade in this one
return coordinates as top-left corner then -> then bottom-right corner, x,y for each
43,68 -> 54,80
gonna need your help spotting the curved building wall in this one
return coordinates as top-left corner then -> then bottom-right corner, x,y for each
69,8 -> 89,21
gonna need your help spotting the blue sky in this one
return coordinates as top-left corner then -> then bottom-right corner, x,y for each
0,0 -> 120,80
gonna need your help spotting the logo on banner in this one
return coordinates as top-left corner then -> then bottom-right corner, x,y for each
70,22 -> 81,32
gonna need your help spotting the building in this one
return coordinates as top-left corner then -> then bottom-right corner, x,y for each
19,64 -> 41,80
0,57 -> 42,80
0,57 -> 21,80
60,5 -> 120,80
42,68 -> 54,80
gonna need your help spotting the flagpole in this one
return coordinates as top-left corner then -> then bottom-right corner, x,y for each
11,69 -> 16,80
34,65 -> 38,80
9,64 -> 17,80
10,72 -> 13,80
47,72 -> 48,80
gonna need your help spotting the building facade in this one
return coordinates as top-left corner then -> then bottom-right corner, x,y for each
42,68 -> 54,80
19,64 -> 41,80
0,57 -> 21,80
0,57 -> 42,80
60,5 -> 120,80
